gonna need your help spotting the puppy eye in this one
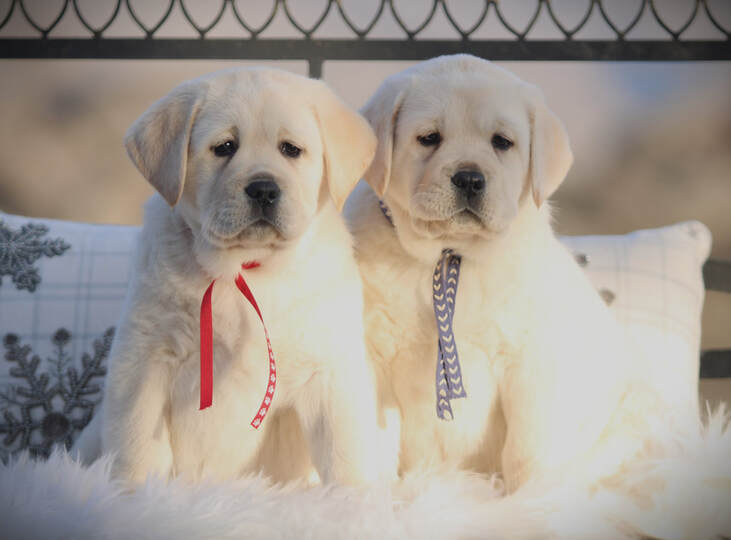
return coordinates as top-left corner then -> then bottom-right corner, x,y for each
213,140 -> 238,157
280,141 -> 302,158
417,132 -> 441,147
491,134 -> 513,151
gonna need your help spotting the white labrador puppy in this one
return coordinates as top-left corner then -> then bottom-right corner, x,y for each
77,67 -> 386,487
347,55 -> 681,495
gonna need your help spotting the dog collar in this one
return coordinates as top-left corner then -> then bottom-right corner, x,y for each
378,201 -> 467,420
199,261 -> 276,429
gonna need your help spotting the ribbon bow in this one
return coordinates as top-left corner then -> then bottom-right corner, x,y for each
199,262 -> 276,429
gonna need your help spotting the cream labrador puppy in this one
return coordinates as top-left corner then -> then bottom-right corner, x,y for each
347,55 -> 679,495
77,67 -> 386,487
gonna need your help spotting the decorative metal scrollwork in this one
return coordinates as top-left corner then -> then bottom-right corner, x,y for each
0,0 -> 727,42
0,1 -> 728,75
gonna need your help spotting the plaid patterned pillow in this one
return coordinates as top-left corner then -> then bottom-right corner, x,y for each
0,211 -> 711,459
0,212 -> 138,459
561,220 -> 712,419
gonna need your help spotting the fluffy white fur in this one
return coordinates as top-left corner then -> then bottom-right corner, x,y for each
345,54 -> 731,537
75,67 -> 392,487
2,408 -> 729,539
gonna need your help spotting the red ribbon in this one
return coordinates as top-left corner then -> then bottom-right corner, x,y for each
199,261 -> 277,429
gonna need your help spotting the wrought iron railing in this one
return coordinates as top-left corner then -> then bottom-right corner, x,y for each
1,0 -> 729,376
0,0 -> 729,76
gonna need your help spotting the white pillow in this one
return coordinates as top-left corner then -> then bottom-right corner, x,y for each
561,220 -> 712,419
0,211 -> 711,459
0,212 -> 138,459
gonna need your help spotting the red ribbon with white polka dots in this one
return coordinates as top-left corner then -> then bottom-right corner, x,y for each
199,262 -> 276,429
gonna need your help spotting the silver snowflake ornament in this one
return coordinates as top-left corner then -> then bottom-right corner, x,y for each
0,327 -> 113,459
0,220 -> 70,292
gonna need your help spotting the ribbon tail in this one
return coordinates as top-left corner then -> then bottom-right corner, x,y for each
200,280 -> 216,410
437,392 -> 454,421
433,250 -> 469,419
435,342 -> 453,421
235,272 -> 262,320
235,273 -> 276,429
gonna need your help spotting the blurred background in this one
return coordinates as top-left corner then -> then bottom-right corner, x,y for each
0,0 -> 729,403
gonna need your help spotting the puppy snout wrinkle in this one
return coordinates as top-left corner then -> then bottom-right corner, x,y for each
245,179 -> 281,206
451,169 -> 485,197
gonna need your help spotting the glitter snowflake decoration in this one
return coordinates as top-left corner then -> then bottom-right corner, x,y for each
0,220 -> 70,292
0,327 -> 113,459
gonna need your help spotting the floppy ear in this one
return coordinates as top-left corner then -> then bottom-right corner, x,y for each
124,81 -> 205,207
526,89 -> 573,208
359,76 -> 407,198
313,81 -> 378,211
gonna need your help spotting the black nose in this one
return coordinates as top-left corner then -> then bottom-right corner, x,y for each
245,180 -> 281,205
450,169 -> 485,196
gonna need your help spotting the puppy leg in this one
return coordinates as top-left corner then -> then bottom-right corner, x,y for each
297,346 -> 397,485
254,406 -> 318,485
499,334 -> 631,492
101,343 -> 174,486
372,358 -> 402,479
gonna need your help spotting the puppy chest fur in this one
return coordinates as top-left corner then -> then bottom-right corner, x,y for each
357,201 -> 515,475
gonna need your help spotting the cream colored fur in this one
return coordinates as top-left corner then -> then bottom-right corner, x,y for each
75,67 -> 392,487
346,55 -> 725,536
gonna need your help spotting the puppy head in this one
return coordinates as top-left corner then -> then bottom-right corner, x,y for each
362,54 -> 572,258
125,68 -> 376,276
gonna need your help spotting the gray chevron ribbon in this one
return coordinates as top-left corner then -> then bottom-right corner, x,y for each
433,249 -> 466,420
378,200 -> 467,420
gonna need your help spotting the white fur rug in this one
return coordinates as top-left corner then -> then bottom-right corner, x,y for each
2,408 -> 730,540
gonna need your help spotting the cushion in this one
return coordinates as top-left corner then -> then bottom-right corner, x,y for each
0,212 -> 138,460
560,220 -> 712,419
0,211 -> 711,459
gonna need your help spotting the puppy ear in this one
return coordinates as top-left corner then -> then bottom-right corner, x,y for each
313,81 -> 378,212
360,77 -> 407,198
526,88 -> 573,208
124,81 -> 206,207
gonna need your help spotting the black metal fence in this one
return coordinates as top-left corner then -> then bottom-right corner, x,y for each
0,0 -> 729,77
1,0 -> 730,375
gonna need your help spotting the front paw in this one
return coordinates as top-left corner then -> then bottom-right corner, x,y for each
111,454 -> 173,490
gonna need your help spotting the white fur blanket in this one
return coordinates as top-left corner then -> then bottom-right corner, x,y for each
2,408 -> 730,540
